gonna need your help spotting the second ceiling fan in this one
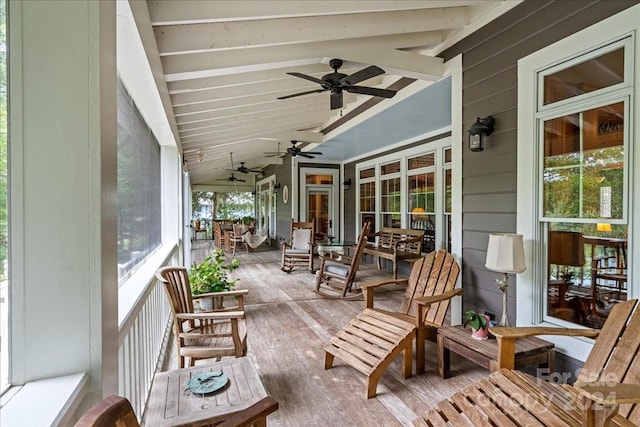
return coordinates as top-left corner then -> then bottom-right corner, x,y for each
265,140 -> 322,159
277,59 -> 397,110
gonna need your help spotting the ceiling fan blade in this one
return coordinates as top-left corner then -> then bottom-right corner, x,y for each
235,178 -> 247,182
346,85 -> 397,98
306,151 -> 323,155
330,92 -> 343,110
277,88 -> 327,100
298,153 -> 315,159
286,72 -> 326,85
340,65 -> 385,86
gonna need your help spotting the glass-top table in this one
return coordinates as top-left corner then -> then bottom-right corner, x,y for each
315,240 -> 355,257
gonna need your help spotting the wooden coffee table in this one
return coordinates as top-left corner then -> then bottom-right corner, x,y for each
145,357 -> 268,426
437,325 -> 555,378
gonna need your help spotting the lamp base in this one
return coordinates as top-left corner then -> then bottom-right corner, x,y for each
497,273 -> 511,327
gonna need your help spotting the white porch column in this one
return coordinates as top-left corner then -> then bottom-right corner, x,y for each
9,0 -> 118,403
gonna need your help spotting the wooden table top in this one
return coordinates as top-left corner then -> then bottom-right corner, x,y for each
145,357 -> 268,427
439,325 -> 554,358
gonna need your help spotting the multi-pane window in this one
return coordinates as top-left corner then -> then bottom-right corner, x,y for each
407,153 -> 435,252
381,161 -> 401,228
538,39 -> 630,328
359,167 -> 376,231
356,140 -> 451,253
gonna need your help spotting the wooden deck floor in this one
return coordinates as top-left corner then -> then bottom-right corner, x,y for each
166,241 -> 489,426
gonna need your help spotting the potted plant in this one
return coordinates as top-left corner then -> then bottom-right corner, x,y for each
188,249 -> 240,310
463,310 -> 490,340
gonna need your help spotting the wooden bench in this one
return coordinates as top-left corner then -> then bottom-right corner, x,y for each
363,227 -> 424,278
414,299 -> 640,427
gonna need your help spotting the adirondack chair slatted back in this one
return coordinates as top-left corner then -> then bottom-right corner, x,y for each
577,299 -> 640,422
398,249 -> 459,326
159,267 -> 194,315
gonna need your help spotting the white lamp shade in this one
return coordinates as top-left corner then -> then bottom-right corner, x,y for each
485,233 -> 526,273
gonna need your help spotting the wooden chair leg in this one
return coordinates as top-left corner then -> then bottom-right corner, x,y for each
367,375 -> 381,399
402,342 -> 413,379
324,351 -> 334,369
416,328 -> 425,375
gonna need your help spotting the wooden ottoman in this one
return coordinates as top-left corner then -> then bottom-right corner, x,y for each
324,308 -> 416,398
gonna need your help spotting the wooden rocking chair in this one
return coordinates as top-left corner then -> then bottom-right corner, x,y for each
280,219 -> 315,272
324,249 -> 461,397
314,221 -> 372,299
415,299 -> 640,426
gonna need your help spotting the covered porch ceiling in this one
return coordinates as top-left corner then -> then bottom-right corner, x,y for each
129,1 -> 521,186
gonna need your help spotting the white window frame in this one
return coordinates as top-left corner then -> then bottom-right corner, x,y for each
356,136 -> 451,250
517,4 -> 640,362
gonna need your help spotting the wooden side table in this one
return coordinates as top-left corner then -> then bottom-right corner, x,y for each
145,357 -> 268,426
437,325 -> 554,379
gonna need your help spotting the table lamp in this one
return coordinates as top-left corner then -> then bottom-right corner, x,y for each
485,233 -> 526,327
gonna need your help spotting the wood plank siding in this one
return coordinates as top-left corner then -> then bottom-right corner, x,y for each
440,0 -> 638,326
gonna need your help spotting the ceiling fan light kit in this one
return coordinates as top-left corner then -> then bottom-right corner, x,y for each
278,59 -> 397,110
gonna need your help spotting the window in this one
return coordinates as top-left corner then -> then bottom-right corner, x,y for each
539,42 -> 630,327
359,168 -> 376,233
117,79 -> 162,282
356,138 -> 451,252
380,161 -> 401,228
519,27 -> 634,337
542,102 -> 625,221
407,153 -> 435,252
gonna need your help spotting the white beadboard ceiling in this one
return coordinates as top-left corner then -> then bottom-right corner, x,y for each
127,1 -> 520,185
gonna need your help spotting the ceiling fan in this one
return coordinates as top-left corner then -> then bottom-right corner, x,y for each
277,58 -> 397,110
265,140 -> 322,159
217,173 -> 246,183
225,152 -> 261,174
236,162 -> 262,174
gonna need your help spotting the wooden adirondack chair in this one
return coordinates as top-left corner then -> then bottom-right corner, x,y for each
415,299 -> 640,426
324,250 -> 461,398
155,266 -> 248,368
314,221 -> 372,299
75,395 -> 139,427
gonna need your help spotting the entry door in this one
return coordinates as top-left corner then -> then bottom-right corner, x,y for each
306,186 -> 333,241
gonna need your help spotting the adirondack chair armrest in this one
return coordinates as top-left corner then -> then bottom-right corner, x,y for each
216,397 -> 279,427
361,278 -> 409,308
414,288 -> 463,307
413,289 -> 463,327
574,382 -> 640,426
575,382 -> 640,405
193,289 -> 249,299
176,311 -> 245,320
491,326 -> 600,370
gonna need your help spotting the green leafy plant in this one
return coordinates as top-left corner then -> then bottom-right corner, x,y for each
189,249 -> 241,295
463,310 -> 488,331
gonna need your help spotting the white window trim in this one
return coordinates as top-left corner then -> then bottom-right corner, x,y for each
517,4 -> 640,362
356,136 -> 451,246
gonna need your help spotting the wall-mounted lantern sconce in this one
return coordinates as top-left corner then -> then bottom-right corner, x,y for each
468,116 -> 495,152
273,182 -> 281,192
343,178 -> 352,190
